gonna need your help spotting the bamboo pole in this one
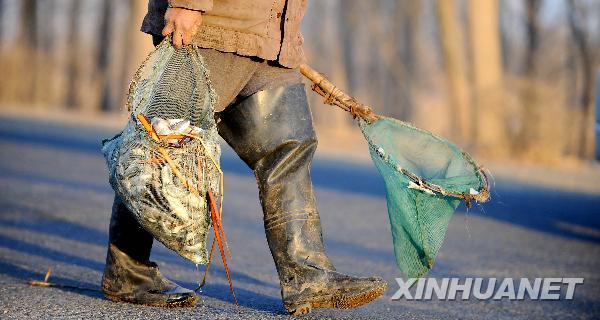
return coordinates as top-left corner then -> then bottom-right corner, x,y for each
299,64 -> 379,123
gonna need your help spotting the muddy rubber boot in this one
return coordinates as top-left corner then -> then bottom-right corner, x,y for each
218,84 -> 387,316
101,196 -> 198,307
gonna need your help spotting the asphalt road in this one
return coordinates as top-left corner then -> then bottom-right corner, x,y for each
0,116 -> 599,319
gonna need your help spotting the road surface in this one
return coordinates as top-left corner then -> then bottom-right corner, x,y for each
0,116 -> 598,319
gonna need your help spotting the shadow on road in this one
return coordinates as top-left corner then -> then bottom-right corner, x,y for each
0,260 -> 104,300
0,208 -> 280,289
0,197 -> 283,313
0,257 -> 286,315
0,215 -> 285,313
0,234 -> 105,271
183,281 -> 286,315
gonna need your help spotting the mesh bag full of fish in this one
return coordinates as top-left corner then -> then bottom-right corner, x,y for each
101,39 -> 222,265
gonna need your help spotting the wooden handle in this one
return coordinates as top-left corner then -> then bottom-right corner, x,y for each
299,64 -> 378,123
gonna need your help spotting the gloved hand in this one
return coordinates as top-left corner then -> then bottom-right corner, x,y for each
162,7 -> 203,49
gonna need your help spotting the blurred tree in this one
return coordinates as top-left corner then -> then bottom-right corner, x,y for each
0,0 -> 4,44
436,0 -> 472,144
330,0 -> 353,130
524,0 -> 541,76
567,0 -> 596,159
65,0 -> 82,109
313,0 -> 351,131
338,1 -> 372,110
355,0 -> 417,121
338,0 -> 357,94
515,0 -> 542,154
34,0 -> 56,105
468,0 -> 506,154
18,0 -> 37,50
97,0 -> 114,112
113,0 -> 154,110
390,0 -> 419,121
118,0 -> 155,109
17,0 -> 37,104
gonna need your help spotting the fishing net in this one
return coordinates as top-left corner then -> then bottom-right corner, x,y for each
101,39 -> 222,265
300,65 -> 490,278
359,117 -> 489,278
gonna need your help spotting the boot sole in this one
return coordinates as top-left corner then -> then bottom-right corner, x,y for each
104,293 -> 198,308
286,282 -> 388,316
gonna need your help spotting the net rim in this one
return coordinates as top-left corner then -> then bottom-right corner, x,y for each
359,116 -> 490,206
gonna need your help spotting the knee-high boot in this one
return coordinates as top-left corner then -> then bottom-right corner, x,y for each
218,84 -> 387,316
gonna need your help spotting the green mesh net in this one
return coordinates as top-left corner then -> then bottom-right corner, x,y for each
300,64 -> 490,278
359,117 -> 489,278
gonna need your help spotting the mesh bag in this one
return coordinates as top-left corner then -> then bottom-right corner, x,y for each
360,117 -> 489,278
101,39 -> 221,265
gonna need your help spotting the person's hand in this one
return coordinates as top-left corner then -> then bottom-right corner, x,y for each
162,7 -> 203,49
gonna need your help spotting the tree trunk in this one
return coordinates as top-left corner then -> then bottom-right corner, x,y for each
567,0 -> 596,159
388,0 -> 419,121
65,0 -> 82,109
436,0 -> 472,144
516,0 -> 542,154
18,0 -> 37,48
0,0 -> 4,44
117,0 -> 154,110
35,0 -> 56,106
339,0 -> 360,94
18,0 -> 37,104
327,0 -> 351,131
468,0 -> 506,154
97,0 -> 113,111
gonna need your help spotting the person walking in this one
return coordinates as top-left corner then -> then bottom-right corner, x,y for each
101,0 -> 387,316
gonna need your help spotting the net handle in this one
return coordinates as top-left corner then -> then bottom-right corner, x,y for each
299,64 -> 379,123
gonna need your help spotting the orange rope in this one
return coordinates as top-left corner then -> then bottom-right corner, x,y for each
136,114 -> 159,142
198,238 -> 216,289
137,113 -> 235,301
208,191 -> 237,304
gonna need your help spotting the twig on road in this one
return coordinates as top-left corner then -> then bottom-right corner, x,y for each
29,267 -> 102,293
